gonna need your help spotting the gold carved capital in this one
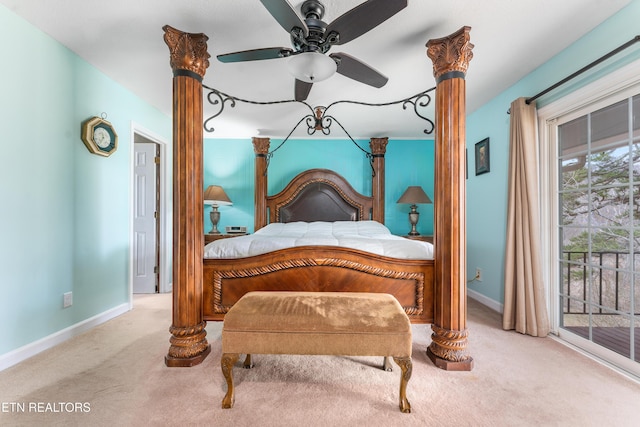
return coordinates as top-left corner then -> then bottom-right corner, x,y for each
370,137 -> 388,156
426,26 -> 474,80
252,137 -> 271,155
163,25 -> 210,78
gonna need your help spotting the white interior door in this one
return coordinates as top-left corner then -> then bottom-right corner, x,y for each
133,142 -> 158,293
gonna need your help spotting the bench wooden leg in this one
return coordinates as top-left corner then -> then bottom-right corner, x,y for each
383,356 -> 393,372
221,353 -> 240,409
243,354 -> 254,369
393,356 -> 412,413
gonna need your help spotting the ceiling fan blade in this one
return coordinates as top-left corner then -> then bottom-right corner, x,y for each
330,53 -> 388,88
260,0 -> 308,36
217,47 -> 293,63
295,79 -> 313,101
325,0 -> 407,46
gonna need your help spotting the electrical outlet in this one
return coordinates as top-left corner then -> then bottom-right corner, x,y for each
63,292 -> 73,308
475,268 -> 483,282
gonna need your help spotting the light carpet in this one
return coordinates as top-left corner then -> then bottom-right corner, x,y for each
1,293 -> 639,427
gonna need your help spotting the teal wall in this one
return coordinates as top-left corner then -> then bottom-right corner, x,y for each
204,138 -> 435,236
465,0 -> 640,306
0,5 -> 170,356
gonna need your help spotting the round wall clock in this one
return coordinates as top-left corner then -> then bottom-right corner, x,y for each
81,116 -> 118,157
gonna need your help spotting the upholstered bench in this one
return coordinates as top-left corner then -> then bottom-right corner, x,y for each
220,291 -> 413,413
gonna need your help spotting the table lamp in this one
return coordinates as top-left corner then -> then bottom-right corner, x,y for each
204,185 -> 232,234
397,186 -> 432,236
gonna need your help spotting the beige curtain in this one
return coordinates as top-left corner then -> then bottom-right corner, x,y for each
503,97 -> 550,337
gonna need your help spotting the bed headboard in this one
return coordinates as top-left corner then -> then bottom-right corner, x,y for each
252,137 -> 387,230
267,169 -> 372,223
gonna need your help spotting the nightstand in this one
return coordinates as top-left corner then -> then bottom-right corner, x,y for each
403,235 -> 433,244
205,233 -> 247,244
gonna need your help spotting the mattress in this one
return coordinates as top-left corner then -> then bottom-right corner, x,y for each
203,221 -> 433,260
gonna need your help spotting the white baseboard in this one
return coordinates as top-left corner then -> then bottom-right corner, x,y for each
468,288 -> 504,313
0,303 -> 130,372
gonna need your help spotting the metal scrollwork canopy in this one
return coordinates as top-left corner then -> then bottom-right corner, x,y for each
203,85 -> 434,136
202,85 -> 435,171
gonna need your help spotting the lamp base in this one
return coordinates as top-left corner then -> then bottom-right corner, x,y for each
210,206 -> 221,234
407,205 -> 420,236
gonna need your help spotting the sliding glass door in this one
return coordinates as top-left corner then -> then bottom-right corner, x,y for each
553,92 -> 640,372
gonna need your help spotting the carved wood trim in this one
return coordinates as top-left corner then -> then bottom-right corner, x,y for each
167,322 -> 209,359
211,257 -> 424,316
163,25 -> 210,78
426,26 -> 474,80
428,325 -> 471,362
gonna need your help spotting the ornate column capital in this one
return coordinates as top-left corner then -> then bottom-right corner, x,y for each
252,137 -> 271,156
426,26 -> 474,81
163,25 -> 210,79
370,137 -> 388,156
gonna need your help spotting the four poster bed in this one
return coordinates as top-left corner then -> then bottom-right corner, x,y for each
202,145 -> 435,324
162,25 -> 474,371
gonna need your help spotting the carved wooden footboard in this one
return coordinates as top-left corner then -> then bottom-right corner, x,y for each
203,246 -> 434,323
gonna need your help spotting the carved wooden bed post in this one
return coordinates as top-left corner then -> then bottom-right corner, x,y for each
426,26 -> 474,370
163,25 -> 211,367
370,137 -> 387,223
253,137 -> 270,231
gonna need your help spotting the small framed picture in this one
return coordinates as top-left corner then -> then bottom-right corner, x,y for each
475,138 -> 490,175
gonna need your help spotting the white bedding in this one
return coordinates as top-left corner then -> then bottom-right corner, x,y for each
204,221 -> 433,260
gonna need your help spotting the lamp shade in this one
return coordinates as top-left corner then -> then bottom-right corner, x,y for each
204,185 -> 232,206
397,186 -> 432,204
288,52 -> 337,83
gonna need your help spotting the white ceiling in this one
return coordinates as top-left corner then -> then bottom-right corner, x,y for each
1,0 -> 630,139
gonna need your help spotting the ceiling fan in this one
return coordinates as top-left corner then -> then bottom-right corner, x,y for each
216,0 -> 408,101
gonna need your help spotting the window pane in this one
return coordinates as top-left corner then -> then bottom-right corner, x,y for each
590,185 -> 632,228
591,98 -> 628,148
591,307 -> 631,359
561,157 -> 588,190
561,226 -> 590,252
590,226 -> 630,253
560,190 -> 592,226
560,258 -> 586,296
589,266 -> 631,313
559,115 -> 587,157
560,259 -> 588,309
561,296 -> 588,322
589,145 -> 630,187
611,270 -> 633,313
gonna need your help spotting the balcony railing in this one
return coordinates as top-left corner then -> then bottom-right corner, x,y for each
563,251 -> 639,315
562,250 -> 639,362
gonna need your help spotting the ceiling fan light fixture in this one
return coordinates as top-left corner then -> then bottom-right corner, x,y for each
288,52 -> 337,83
